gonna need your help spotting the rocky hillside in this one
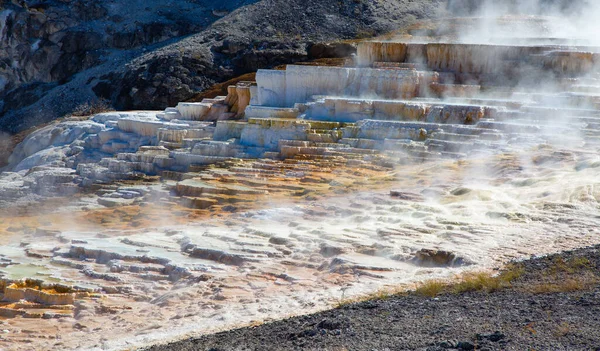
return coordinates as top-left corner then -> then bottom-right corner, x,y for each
0,0 -> 258,128
0,0 -> 445,133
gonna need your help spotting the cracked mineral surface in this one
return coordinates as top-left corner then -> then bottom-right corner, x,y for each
1,14 -> 600,351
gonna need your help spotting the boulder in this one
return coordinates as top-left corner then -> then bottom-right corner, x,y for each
410,249 -> 470,267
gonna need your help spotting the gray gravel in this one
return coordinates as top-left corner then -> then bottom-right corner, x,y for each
143,245 -> 600,351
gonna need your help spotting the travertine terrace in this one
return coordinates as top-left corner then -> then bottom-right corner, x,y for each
1,16 -> 600,350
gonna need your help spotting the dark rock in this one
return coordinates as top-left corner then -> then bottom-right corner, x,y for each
477,331 -> 506,343
320,244 -> 347,257
307,42 -> 357,59
438,340 -> 456,348
215,40 -> 248,55
316,318 -> 347,330
457,341 -> 475,350
189,248 -> 246,266
411,249 -> 471,267
298,328 -> 318,338
269,237 -> 292,245
390,190 -> 425,202
451,187 -> 472,196
358,301 -> 379,310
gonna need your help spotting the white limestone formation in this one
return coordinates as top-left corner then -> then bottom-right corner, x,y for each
225,82 -> 254,117
176,102 -> 212,120
117,115 -> 188,137
255,69 -> 287,107
240,118 -> 311,150
2,29 -> 600,351
244,106 -> 300,119
3,36 -> 600,207
357,42 -> 409,66
358,41 -> 600,77
255,65 -> 435,108
175,98 -> 235,122
214,121 -> 247,141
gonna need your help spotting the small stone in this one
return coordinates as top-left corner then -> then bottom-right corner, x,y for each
489,332 -> 505,342
213,293 -> 227,301
320,244 -> 346,257
316,318 -> 342,330
269,237 -> 291,245
477,331 -> 506,342
457,341 -> 475,350
390,190 -> 425,202
451,187 -> 471,196
411,249 -> 469,267
438,340 -> 456,348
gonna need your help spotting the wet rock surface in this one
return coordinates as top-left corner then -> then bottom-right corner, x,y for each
0,148 -> 599,350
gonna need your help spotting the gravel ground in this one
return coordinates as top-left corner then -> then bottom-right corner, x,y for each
144,246 -> 600,351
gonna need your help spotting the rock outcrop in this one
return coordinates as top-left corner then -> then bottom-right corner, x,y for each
0,0 -> 220,112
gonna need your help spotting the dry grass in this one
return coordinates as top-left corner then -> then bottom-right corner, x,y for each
501,263 -> 527,282
520,256 -> 598,294
415,280 -> 448,298
338,264 -> 527,307
336,253 -> 598,310
549,256 -> 591,274
526,276 -> 596,294
336,286 -> 409,308
425,264 -> 526,296
452,272 -> 506,294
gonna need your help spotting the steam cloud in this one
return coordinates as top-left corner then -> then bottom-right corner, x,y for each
446,0 -> 600,45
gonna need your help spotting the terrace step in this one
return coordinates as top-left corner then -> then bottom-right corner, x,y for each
425,139 -> 476,153
428,132 -> 480,142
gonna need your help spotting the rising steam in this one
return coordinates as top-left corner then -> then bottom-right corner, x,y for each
447,0 -> 600,45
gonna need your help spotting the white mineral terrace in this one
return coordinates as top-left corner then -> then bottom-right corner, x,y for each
1,16 -> 600,351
